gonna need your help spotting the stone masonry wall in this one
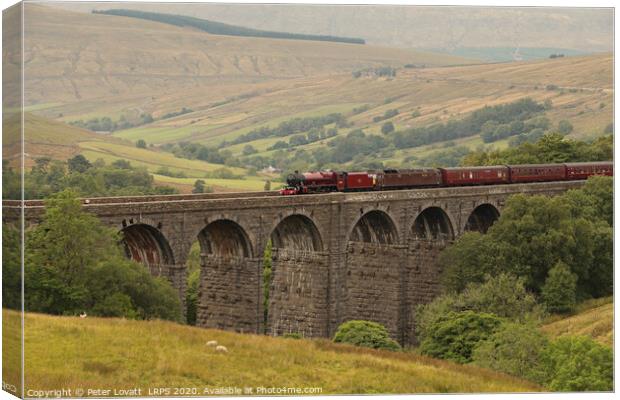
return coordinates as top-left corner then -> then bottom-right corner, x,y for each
403,239 -> 451,345
268,248 -> 330,338
345,241 -> 407,341
197,255 -> 261,333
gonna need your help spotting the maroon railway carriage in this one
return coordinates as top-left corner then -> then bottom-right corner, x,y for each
439,166 -> 510,186
338,171 -> 376,191
508,164 -> 566,183
565,161 -> 613,180
378,168 -> 443,190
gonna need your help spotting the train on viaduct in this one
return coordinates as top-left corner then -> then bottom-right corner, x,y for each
3,180 -> 584,346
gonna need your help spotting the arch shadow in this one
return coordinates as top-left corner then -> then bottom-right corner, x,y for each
349,210 -> 399,245
411,207 -> 454,241
198,219 -> 253,258
271,214 -> 323,251
121,223 -> 175,265
464,204 -> 500,234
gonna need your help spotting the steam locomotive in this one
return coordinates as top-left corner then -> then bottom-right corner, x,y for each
279,162 -> 613,195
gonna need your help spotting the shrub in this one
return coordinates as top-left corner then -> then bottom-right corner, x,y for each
557,120 -> 573,135
419,311 -> 504,363
333,320 -> 401,351
283,333 -> 302,339
472,322 -> 549,384
417,274 -> 542,344
542,261 -> 577,314
381,121 -> 395,135
541,336 -> 613,391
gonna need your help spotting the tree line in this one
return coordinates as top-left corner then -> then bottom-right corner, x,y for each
2,155 -> 178,200
95,9 -> 365,44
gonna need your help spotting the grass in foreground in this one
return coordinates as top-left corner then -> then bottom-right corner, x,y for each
542,297 -> 613,347
4,310 -> 539,395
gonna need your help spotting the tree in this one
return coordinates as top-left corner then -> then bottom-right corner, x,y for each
242,144 -> 258,155
439,232 -> 500,292
557,120 -> 573,135
67,154 -> 92,174
542,261 -> 577,314
381,122 -> 395,135
136,139 -> 147,148
2,224 -> 22,310
419,311 -> 504,363
541,336 -> 613,391
473,322 -> 549,384
192,179 -> 206,194
24,190 -> 182,321
333,320 -> 401,351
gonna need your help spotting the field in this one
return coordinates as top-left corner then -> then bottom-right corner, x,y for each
542,297 -> 613,347
2,309 -> 539,396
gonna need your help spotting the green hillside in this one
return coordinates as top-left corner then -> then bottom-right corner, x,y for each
13,113 -> 279,193
2,309 -> 538,396
542,297 -> 613,347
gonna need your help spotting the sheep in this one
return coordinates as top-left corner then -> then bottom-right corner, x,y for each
215,345 -> 228,353
206,340 -> 218,347
79,312 -> 87,318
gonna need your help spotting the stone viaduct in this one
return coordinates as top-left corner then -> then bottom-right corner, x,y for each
4,180 -> 584,346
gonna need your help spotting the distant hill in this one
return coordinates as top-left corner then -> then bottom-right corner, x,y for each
22,4 -> 468,106
2,309 -> 539,396
52,3 -> 613,53
95,9 -> 365,44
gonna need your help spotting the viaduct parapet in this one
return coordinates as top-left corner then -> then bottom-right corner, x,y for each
3,181 -> 583,345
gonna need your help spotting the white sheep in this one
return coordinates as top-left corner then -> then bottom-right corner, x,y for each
215,345 -> 228,353
79,312 -> 87,318
206,340 -> 218,347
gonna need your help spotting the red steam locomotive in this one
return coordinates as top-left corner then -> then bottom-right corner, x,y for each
279,161 -> 613,195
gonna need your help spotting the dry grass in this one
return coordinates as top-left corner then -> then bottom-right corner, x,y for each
3,310 -> 539,395
541,297 -> 613,347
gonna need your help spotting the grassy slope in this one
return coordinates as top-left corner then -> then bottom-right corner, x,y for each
542,297 -> 613,347
12,113 -> 276,192
3,310 -> 538,394
24,4 -> 470,114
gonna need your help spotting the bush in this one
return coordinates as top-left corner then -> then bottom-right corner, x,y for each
283,333 -> 302,339
419,311 -> 504,363
472,322 -> 549,384
381,121 -> 395,134
541,336 -> 613,391
417,274 -> 542,344
333,320 -> 401,351
542,261 -> 577,314
557,120 -> 573,135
